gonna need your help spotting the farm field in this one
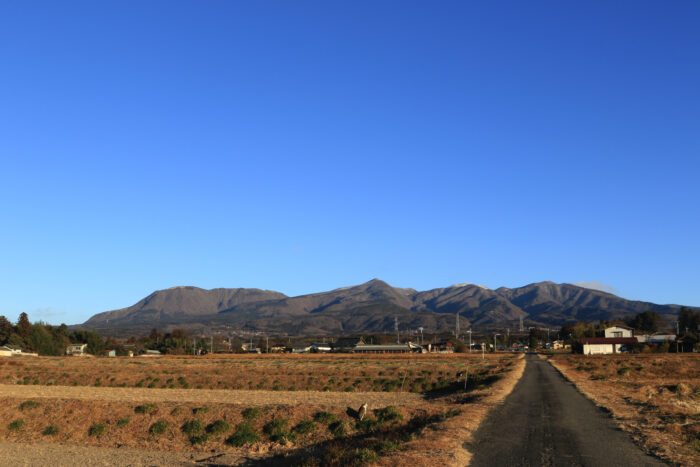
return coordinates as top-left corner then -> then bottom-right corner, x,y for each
0,353 -> 524,466
548,353 -> 700,466
0,353 -> 507,393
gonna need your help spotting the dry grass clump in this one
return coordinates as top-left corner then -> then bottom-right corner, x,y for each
87,423 -> 106,437
7,419 -> 25,433
225,421 -> 259,447
206,419 -> 230,436
19,400 -> 41,411
41,424 -> 59,436
550,353 -> 700,466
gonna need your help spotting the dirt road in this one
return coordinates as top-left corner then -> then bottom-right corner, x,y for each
0,383 -> 421,407
468,354 -> 665,466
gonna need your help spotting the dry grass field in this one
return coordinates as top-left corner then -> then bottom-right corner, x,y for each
0,354 -> 507,393
547,353 -> 700,466
0,353 -> 524,466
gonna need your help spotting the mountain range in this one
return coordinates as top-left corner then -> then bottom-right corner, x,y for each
81,279 -> 690,336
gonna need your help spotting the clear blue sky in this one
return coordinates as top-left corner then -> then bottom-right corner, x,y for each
1,1 -> 698,325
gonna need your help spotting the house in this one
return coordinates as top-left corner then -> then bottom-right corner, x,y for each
241,342 -> 260,353
604,326 -> 633,338
144,349 -> 162,356
0,346 -> 17,357
292,343 -> 312,354
581,337 -> 637,355
551,340 -> 566,350
428,341 -> 454,353
352,342 -> 424,354
66,344 -> 88,356
310,343 -> 332,353
0,345 -> 24,357
107,350 -> 117,357
332,337 -> 365,352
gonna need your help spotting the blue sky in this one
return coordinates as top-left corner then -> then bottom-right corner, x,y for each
1,1 -> 698,325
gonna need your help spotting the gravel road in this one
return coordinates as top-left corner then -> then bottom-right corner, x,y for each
468,354 -> 665,466
0,384 -> 420,407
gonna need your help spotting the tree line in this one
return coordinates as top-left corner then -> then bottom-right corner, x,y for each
0,312 -> 106,355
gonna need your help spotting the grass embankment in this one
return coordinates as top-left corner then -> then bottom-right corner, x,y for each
547,353 -> 700,466
0,398 -> 440,456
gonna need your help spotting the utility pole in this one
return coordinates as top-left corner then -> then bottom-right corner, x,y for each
494,333 -> 501,353
455,313 -> 460,338
210,336 -> 213,354
481,342 -> 485,360
266,336 -> 269,354
467,329 -> 472,353
395,316 -> 399,344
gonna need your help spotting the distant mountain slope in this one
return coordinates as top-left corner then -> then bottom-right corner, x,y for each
84,286 -> 287,327
81,280 -> 691,335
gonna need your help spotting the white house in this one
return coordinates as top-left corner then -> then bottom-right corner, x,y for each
581,337 -> 637,355
66,344 -> 88,356
604,326 -> 633,338
0,345 -> 21,357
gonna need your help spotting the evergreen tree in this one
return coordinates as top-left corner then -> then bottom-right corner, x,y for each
17,312 -> 31,338
630,311 -> 661,333
0,316 -> 13,345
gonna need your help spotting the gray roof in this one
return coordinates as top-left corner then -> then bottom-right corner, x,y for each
353,343 -> 421,351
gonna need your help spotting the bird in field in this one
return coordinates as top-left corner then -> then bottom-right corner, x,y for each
358,402 -> 368,421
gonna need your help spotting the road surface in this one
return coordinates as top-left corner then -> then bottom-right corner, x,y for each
469,354 -> 665,467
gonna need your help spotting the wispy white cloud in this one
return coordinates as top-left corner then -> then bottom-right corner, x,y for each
574,281 -> 617,294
